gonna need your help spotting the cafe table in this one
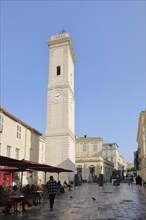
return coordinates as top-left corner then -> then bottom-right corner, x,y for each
10,195 -> 24,213
32,191 -> 43,204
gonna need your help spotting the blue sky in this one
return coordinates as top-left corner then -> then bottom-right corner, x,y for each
1,1 -> 145,163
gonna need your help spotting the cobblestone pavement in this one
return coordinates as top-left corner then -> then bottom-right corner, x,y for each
1,183 -> 146,220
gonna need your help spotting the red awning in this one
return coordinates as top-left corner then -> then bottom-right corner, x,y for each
0,156 -> 73,173
0,171 -> 3,185
0,166 -> 32,172
0,156 -> 52,170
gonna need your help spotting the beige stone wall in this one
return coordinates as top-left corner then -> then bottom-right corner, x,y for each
75,158 -> 103,181
118,155 -> 128,171
0,114 -> 31,159
76,137 -> 103,158
102,143 -> 121,170
45,32 -> 76,182
137,111 -> 146,182
0,108 -> 45,185
75,136 -> 114,182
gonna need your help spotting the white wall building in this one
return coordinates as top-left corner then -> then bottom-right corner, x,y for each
102,143 -> 128,173
45,32 -> 76,182
102,143 -> 120,170
76,135 -> 114,182
0,107 -> 45,185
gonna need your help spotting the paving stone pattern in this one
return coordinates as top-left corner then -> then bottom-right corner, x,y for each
1,183 -> 146,220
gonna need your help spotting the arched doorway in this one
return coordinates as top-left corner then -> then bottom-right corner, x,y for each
76,165 -> 83,185
89,165 -> 96,182
76,165 -> 82,174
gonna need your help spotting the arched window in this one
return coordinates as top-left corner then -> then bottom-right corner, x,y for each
76,165 -> 82,174
89,165 -> 95,175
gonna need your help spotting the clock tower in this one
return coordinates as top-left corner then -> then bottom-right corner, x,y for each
45,32 -> 75,181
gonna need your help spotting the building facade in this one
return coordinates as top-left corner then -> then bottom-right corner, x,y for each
1,32 -> 132,186
75,135 -> 114,182
102,143 -> 126,171
0,107 -> 45,185
45,32 -> 76,182
137,111 -> 146,182
118,155 -> 128,173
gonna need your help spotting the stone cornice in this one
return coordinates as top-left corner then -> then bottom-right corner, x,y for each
103,159 -> 114,167
0,107 -> 42,136
76,137 -> 103,142
76,157 -> 103,163
48,32 -> 75,64
46,130 -> 75,141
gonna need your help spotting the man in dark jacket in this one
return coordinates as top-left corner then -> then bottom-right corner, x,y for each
46,176 -> 58,211
135,175 -> 142,191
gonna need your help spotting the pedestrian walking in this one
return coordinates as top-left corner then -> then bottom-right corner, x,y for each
46,176 -> 58,211
98,174 -> 104,189
135,175 -> 142,191
130,175 -> 134,185
128,175 -> 134,186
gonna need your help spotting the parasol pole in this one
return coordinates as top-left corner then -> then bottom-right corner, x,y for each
45,171 -> 47,183
20,171 -> 23,192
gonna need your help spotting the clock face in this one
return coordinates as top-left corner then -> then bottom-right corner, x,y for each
53,92 -> 62,101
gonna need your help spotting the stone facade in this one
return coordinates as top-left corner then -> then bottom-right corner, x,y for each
0,107 -> 45,185
118,155 -> 128,171
45,32 -> 76,182
0,32 -> 130,186
75,135 -> 114,182
137,111 -> 146,182
102,143 -> 122,170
